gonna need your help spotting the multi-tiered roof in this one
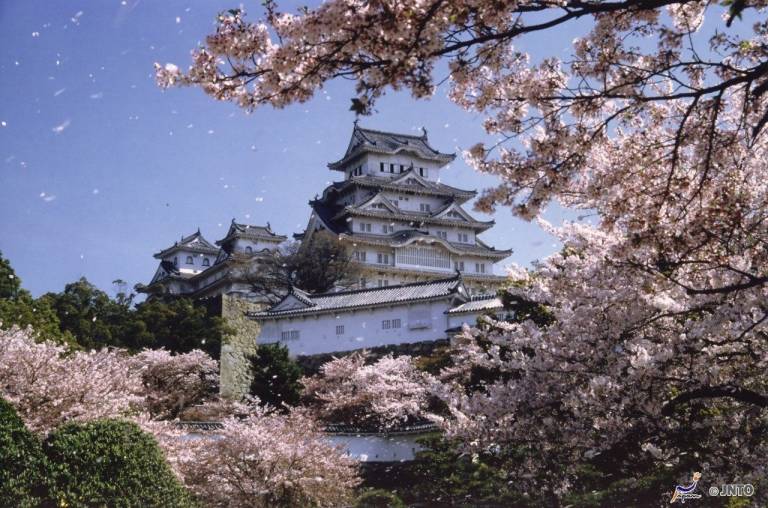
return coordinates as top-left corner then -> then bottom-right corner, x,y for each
328,126 -> 455,170
303,124 -> 511,291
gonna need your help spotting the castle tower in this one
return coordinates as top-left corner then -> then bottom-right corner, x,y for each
299,124 -> 511,294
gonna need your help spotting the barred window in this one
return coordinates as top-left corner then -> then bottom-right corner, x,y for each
382,319 -> 391,330
281,330 -> 300,341
392,319 -> 401,329
336,325 -> 344,335
398,246 -> 450,268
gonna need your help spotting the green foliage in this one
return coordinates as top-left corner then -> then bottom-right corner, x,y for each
355,488 -> 406,508
0,291 -> 75,344
243,231 -> 360,302
0,251 -> 21,299
39,277 -> 145,350
249,343 -> 303,408
404,436 -> 532,507
294,230 -> 360,293
0,398 -> 48,508
133,296 -> 229,358
43,419 -> 191,508
413,345 -> 453,375
35,275 -> 228,357
0,252 -> 74,344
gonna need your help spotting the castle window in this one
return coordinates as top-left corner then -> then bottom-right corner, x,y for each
245,246 -> 253,254
419,167 -> 424,176
359,277 -> 367,288
186,256 -> 193,264
354,251 -> 367,262
382,319 -> 391,330
377,279 -> 389,287
420,203 -> 431,212
475,263 -> 486,274
377,253 -> 390,265
381,224 -> 394,234
436,230 -> 447,240
399,246 -> 451,269
392,319 -> 402,329
336,325 -> 345,335
454,261 -> 465,271
202,258 -> 210,267
389,163 -> 395,173
281,330 -> 300,341
358,222 -> 372,233
458,232 -> 469,243
400,164 -> 404,173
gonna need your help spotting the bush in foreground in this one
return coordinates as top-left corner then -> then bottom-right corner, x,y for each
43,419 -> 191,508
0,398 -> 47,508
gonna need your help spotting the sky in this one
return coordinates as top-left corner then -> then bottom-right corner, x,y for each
0,1 -> 576,298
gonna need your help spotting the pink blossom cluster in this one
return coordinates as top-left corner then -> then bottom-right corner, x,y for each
0,326 -> 221,432
0,326 -> 144,433
169,406 -> 360,507
0,326 -> 361,504
129,348 -> 219,419
302,351 -> 433,428
152,1 -> 768,491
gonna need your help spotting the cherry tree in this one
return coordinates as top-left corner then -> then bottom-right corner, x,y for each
129,349 -> 219,420
171,406 -> 360,508
302,351 -> 433,428
0,326 -> 143,433
158,0 -> 768,496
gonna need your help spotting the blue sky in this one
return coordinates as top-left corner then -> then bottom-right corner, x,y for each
0,1 -> 573,298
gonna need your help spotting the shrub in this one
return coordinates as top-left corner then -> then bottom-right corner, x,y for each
249,343 -> 302,408
43,419 -> 191,507
355,488 -> 406,508
0,398 -> 47,508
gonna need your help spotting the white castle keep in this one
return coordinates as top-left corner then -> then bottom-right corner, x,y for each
144,124 -> 512,355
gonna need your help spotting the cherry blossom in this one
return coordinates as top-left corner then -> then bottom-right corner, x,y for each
172,406 -> 361,508
160,0 -> 768,495
302,351 -> 433,429
0,326 -> 143,433
129,348 -> 219,419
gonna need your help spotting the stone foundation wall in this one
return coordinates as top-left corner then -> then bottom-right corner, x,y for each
218,295 -> 265,400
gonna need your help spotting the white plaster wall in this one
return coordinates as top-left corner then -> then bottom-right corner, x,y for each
369,154 -> 444,181
163,249 -> 214,274
326,433 -> 426,462
258,300 -> 454,355
447,311 -> 485,330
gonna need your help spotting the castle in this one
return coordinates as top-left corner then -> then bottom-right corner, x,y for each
145,124 -> 509,296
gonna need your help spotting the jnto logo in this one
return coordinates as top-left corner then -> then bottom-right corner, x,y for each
670,472 -> 702,504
